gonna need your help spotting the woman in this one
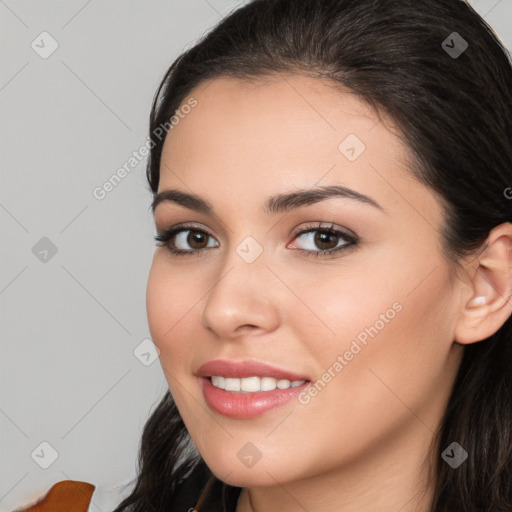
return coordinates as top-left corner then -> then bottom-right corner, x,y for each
111,0 -> 512,511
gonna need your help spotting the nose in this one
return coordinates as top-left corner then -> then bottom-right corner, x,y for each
201,247 -> 281,340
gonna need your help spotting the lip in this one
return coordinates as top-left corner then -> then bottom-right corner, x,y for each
196,359 -> 311,419
197,359 -> 310,381
199,377 -> 310,419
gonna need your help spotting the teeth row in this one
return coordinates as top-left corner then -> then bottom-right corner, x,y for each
211,376 -> 306,392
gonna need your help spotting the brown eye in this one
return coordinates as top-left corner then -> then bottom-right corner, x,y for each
289,223 -> 358,258
313,231 -> 339,251
187,230 -> 209,249
154,226 -> 219,256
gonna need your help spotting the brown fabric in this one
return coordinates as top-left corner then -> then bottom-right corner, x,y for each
14,480 -> 95,512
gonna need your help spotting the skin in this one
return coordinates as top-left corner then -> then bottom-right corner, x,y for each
146,74 -> 512,512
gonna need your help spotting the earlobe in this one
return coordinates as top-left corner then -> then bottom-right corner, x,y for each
454,223 -> 512,345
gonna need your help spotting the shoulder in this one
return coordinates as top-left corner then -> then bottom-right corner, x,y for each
12,480 -> 95,512
171,459 -> 243,512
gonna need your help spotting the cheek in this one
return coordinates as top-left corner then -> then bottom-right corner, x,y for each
294,240 -> 457,391
282,259 -> 398,365
146,258 -> 203,418
146,257 -> 196,363
274,263 -> 457,475
308,259 -> 457,425
146,258 -> 170,344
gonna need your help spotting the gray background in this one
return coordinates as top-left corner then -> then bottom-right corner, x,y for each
0,1 -> 510,511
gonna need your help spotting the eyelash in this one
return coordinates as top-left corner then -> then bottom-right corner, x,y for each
154,222 -> 359,259
155,224 -> 359,258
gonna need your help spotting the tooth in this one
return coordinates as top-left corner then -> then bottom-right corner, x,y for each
277,379 -> 291,389
224,377 -> 241,391
210,375 -> 306,392
211,376 -> 225,389
241,376 -> 261,392
260,377 -> 277,391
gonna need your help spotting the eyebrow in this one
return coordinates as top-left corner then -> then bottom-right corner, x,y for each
151,185 -> 384,215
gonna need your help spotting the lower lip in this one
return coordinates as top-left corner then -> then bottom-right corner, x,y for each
199,377 -> 310,419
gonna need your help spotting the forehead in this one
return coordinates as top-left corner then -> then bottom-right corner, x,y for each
163,74 -> 400,161
162,75 -> 404,172
157,74 -> 441,227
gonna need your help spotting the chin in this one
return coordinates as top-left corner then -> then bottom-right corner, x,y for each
212,465 -> 286,488
200,449 -> 304,488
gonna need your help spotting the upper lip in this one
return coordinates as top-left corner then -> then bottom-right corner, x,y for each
197,359 -> 310,381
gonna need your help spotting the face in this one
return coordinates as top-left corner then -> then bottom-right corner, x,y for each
146,74 -> 465,488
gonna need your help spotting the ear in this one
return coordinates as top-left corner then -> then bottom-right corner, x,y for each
454,222 -> 512,345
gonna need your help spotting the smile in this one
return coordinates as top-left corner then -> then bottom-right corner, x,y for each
210,375 -> 306,392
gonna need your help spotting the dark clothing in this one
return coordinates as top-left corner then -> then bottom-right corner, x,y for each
170,459 -> 243,511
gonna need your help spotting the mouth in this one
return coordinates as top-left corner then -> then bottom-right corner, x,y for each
197,358 -> 310,382
196,359 -> 311,419
209,375 -> 307,392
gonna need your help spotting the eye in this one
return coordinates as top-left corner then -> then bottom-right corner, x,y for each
154,225 -> 219,256
288,222 -> 358,258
